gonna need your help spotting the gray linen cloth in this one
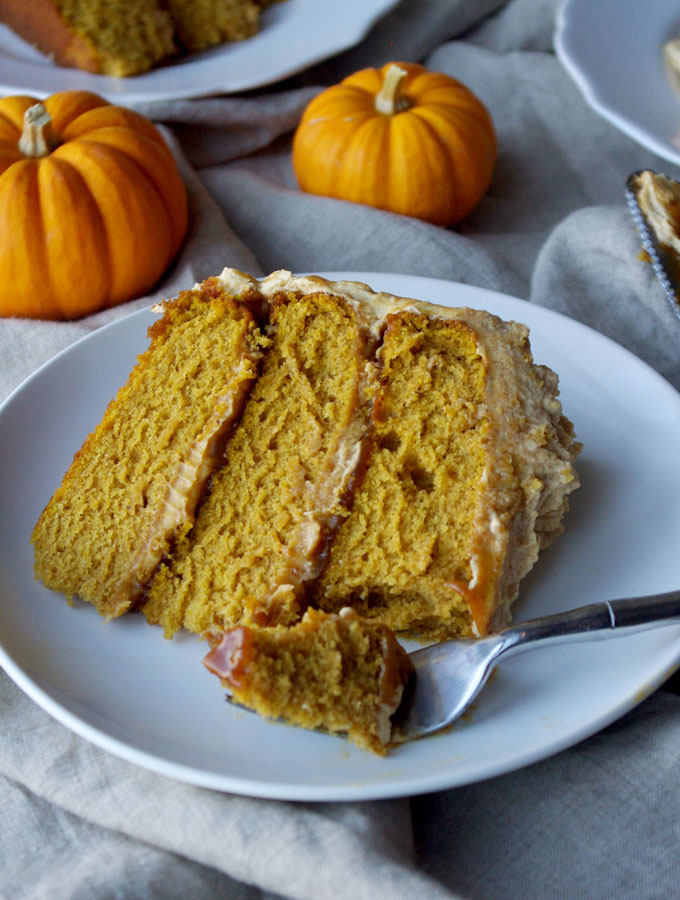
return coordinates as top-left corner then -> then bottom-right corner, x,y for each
1,1 -> 679,898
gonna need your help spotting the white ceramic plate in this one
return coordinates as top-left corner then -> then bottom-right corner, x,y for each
0,0 -> 399,103
1,272 -> 680,802
555,0 -> 680,167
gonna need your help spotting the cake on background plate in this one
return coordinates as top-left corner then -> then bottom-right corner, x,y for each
0,0 -> 272,77
162,0 -> 259,52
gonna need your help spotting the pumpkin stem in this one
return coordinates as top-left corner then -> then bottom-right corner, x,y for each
18,103 -> 60,158
375,64 -> 411,115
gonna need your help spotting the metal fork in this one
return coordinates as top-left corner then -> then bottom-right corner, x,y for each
393,588 -> 680,742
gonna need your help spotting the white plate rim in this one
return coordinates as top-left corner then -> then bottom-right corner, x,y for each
554,0 -> 680,167
1,270 -> 680,802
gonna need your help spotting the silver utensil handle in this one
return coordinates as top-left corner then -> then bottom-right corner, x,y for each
500,589 -> 680,654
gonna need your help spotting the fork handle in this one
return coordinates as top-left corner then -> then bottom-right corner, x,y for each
499,588 -> 680,654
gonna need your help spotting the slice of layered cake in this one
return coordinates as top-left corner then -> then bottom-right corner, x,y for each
32,268 -> 580,752
203,608 -> 414,755
142,279 -> 377,638
32,278 -> 266,618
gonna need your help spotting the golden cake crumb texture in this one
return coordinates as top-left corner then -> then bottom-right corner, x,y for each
203,608 -> 415,754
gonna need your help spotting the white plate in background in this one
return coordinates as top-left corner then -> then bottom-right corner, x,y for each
555,0 -> 680,167
0,0 -> 399,102
1,271 -> 679,801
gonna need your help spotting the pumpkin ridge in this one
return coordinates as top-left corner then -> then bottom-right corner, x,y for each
410,105 -> 495,208
1,160 -> 52,317
294,117 -> 374,196
302,86 -> 376,123
0,96 -> 35,134
405,71 -> 463,95
66,125 -> 174,168
414,103 -> 497,157
68,130 -> 186,251
412,100 -> 494,131
44,91 -> 109,136
398,109 -> 461,216
0,110 -> 21,144
418,101 -> 497,142
341,67 -> 385,96
337,116 -> 392,205
408,106 -> 486,163
42,155 -> 113,309
387,113 -> 455,223
27,161 -> 47,272
436,112 -> 497,182
59,136 -> 170,209
36,159 -> 61,308
53,139 -> 173,304
404,107 -> 456,155
0,149 -> 23,178
61,106 -> 170,152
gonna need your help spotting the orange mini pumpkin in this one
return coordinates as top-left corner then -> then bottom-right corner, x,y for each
292,62 -> 497,227
0,90 -> 188,319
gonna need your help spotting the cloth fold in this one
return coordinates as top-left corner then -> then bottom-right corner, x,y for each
1,1 -> 679,898
0,673 -> 452,900
412,691 -> 680,900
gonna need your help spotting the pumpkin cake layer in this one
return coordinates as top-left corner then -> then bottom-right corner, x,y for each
315,306 -> 579,640
316,311 -> 491,639
203,608 -> 414,755
142,287 -> 376,638
31,280 -> 265,618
